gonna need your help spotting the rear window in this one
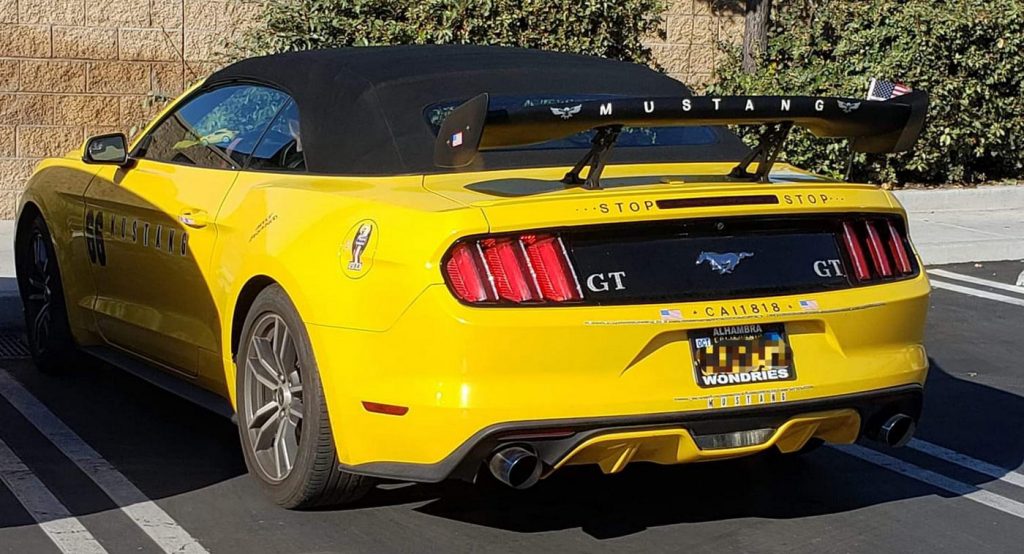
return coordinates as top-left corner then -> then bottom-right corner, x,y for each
425,95 -> 718,150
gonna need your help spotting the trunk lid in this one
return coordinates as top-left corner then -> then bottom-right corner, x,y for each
429,162 -> 917,305
423,162 -> 900,232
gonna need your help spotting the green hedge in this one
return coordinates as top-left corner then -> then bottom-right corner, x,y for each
708,0 -> 1024,185
233,0 -> 665,67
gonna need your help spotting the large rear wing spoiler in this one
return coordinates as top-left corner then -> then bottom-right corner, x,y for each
434,91 -> 928,188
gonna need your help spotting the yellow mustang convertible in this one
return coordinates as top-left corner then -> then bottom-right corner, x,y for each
15,46 -> 931,508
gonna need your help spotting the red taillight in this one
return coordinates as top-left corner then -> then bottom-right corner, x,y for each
445,243 -> 492,302
841,221 -> 871,281
480,238 -> 537,302
521,235 -> 580,302
863,221 -> 893,277
886,220 -> 913,274
443,234 -> 582,304
841,218 -> 914,283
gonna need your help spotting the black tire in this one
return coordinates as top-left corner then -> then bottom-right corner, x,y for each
235,284 -> 374,508
16,215 -> 76,372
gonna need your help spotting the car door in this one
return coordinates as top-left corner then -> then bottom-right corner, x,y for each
85,85 -> 291,378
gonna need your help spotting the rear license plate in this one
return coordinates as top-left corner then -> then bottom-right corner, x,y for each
690,323 -> 796,388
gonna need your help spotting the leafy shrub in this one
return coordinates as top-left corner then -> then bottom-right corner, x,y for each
233,0 -> 666,67
708,0 -> 1024,185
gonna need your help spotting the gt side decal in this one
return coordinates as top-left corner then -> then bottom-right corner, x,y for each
85,209 -> 190,266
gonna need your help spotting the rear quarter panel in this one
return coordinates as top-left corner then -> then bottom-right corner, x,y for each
211,171 -> 488,403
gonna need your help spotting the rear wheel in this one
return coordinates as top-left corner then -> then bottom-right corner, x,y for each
16,216 -> 75,372
236,285 -> 373,508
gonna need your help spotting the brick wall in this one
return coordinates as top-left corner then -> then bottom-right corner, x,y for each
653,0 -> 744,85
0,0 -> 256,217
0,0 -> 741,219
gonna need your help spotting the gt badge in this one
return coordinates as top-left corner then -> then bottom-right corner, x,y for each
696,251 -> 753,274
342,220 -> 378,278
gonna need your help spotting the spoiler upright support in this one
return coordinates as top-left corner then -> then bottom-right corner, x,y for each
561,125 -> 622,189
728,122 -> 794,183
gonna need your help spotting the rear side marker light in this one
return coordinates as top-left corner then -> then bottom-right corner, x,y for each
362,401 -> 409,416
444,234 -> 583,304
841,218 -> 914,283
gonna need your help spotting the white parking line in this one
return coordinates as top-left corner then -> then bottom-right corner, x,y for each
929,280 -> 1024,308
908,439 -> 1024,489
0,371 -> 208,554
0,437 -> 107,554
835,444 -> 1024,520
928,269 -> 1024,296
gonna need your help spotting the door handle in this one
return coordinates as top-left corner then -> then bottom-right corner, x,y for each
179,209 -> 209,228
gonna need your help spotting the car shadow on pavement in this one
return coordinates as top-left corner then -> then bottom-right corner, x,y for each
1,355 -> 1022,540
365,358 -> 1024,539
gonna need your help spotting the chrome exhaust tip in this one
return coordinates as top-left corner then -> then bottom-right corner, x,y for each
488,446 -> 542,489
878,414 -> 916,447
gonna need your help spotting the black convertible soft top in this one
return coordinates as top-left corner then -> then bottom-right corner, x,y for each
206,45 -> 748,175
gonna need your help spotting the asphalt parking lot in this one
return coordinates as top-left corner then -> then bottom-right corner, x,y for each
1,261 -> 1023,553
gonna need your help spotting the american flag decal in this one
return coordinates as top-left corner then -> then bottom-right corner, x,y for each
660,309 -> 683,322
867,78 -> 911,101
798,299 -> 819,311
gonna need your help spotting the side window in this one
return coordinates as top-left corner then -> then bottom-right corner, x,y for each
138,85 -> 290,169
248,101 -> 305,172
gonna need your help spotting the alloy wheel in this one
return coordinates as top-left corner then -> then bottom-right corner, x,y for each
25,230 -> 53,354
243,313 -> 305,482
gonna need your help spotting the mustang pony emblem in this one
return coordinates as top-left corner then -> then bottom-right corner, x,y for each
550,104 -> 583,120
837,100 -> 861,113
696,251 -> 754,274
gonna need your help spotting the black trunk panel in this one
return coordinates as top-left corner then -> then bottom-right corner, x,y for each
561,215 -> 912,305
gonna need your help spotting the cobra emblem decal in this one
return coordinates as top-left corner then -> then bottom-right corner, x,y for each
837,100 -> 861,113
550,104 -> 583,120
696,251 -> 754,274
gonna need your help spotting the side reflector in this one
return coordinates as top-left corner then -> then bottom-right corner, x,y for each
361,401 -> 409,416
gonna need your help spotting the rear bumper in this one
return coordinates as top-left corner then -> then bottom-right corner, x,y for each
307,273 -> 930,481
339,384 -> 923,482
